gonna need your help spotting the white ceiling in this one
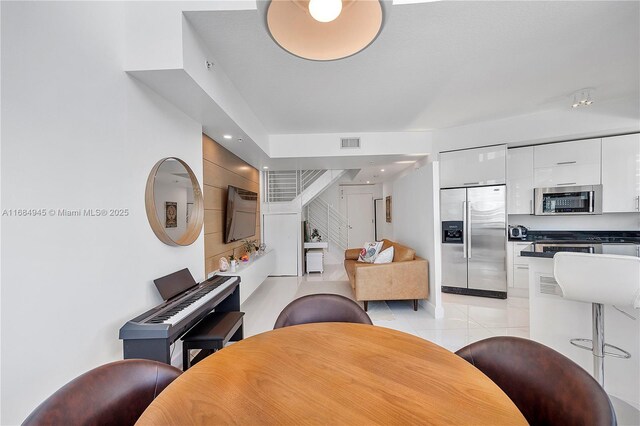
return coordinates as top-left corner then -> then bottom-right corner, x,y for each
186,1 -> 639,135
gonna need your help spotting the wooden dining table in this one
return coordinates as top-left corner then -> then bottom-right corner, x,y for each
137,323 -> 527,425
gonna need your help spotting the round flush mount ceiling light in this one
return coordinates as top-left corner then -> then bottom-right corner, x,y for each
265,0 -> 384,61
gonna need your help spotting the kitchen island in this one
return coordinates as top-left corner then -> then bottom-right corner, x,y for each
522,243 -> 640,413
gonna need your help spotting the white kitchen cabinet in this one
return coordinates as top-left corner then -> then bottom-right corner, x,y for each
533,139 -> 601,187
533,162 -> 601,187
534,138 -> 601,168
507,147 -> 534,214
513,264 -> 530,289
602,133 -> 640,213
507,241 -> 531,297
440,145 -> 506,188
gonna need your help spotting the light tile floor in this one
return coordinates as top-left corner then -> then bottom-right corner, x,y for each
241,263 -> 530,352
240,263 -> 640,423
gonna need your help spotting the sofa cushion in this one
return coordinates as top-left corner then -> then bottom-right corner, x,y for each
381,239 -> 415,262
374,246 -> 394,264
358,241 -> 383,263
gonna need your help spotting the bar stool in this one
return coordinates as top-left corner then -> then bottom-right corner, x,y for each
553,253 -> 640,386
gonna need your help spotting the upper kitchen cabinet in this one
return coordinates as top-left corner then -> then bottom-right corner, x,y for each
507,147 -> 534,215
602,133 -> 640,213
533,138 -> 601,187
440,145 -> 506,189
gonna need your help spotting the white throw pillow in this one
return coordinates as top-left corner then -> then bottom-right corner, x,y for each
374,246 -> 394,264
358,241 -> 383,263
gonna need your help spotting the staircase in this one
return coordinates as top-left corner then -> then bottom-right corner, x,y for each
265,170 -> 325,203
264,169 -> 350,251
306,198 -> 349,251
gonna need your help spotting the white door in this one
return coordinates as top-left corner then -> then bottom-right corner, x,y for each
262,213 -> 298,276
347,193 -> 374,248
374,198 -> 384,240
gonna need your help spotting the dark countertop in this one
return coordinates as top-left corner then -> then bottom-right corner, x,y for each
508,230 -> 640,244
520,242 -> 640,259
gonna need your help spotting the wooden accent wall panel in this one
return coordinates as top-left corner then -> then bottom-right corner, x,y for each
203,134 -> 260,275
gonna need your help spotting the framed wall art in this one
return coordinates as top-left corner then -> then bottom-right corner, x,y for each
385,196 -> 391,223
165,201 -> 177,228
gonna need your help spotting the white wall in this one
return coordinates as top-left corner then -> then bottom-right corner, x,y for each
124,1 -> 255,71
1,3 -> 205,423
181,13 -> 270,155
390,162 -> 443,318
378,181 -> 394,240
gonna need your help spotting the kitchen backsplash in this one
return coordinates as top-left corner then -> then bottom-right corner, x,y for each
508,212 -> 639,231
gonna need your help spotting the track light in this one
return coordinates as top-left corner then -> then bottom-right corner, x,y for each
571,89 -> 594,109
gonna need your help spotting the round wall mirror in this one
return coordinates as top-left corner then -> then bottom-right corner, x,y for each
145,157 -> 204,246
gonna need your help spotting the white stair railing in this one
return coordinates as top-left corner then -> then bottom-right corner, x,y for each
306,198 -> 348,251
300,170 -> 324,191
265,170 -> 324,203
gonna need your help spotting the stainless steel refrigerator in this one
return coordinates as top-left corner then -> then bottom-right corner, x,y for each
441,185 -> 507,299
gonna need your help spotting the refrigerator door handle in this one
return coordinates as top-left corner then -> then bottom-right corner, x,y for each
462,201 -> 468,259
467,201 -> 472,259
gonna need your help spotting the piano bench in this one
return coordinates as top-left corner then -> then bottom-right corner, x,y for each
181,311 -> 244,371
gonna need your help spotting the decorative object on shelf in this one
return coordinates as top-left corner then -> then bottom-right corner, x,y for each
144,157 -> 204,246
229,255 -> 237,272
261,0 -> 384,61
258,243 -> 267,255
242,239 -> 259,255
240,253 -> 250,263
311,228 -> 322,242
219,257 -> 229,272
304,221 -> 311,242
386,196 -> 392,223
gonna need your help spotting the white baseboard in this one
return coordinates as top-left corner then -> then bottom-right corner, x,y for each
421,299 -> 445,319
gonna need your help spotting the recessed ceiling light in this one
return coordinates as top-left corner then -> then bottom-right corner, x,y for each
395,160 -> 416,164
263,166 -> 269,170
237,138 -> 243,143
366,181 -> 370,184
223,135 -> 232,140
380,169 -> 385,172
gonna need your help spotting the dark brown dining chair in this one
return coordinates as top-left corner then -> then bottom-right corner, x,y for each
455,336 -> 617,426
23,359 -> 182,426
274,293 -> 373,329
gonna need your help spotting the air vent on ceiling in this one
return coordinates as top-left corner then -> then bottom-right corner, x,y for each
340,137 -> 361,149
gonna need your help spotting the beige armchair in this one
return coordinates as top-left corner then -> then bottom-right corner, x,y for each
344,239 -> 429,311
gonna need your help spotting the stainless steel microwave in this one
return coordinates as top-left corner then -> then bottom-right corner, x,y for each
534,185 -> 602,215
